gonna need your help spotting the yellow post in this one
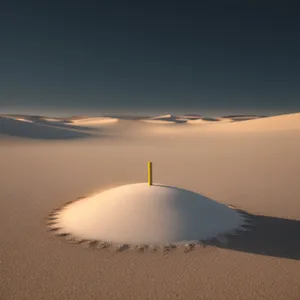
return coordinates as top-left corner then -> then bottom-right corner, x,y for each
148,161 -> 152,186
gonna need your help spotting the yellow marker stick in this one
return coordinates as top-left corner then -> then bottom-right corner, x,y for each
148,161 -> 152,186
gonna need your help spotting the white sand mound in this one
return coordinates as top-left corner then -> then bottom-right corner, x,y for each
57,183 -> 243,245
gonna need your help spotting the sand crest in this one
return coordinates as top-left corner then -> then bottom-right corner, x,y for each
70,117 -> 118,125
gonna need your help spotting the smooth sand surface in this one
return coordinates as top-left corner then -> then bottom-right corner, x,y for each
210,113 -> 300,131
57,183 -> 243,244
1,113 -> 300,300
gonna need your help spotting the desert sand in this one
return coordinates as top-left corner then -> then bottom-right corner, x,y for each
1,112 -> 300,300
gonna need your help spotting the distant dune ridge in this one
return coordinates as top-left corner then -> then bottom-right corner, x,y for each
69,117 -> 118,125
0,112 -> 299,139
0,116 -> 92,139
143,114 -> 186,124
215,112 -> 300,131
1,112 -> 300,140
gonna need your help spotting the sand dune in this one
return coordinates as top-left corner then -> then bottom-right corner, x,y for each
142,119 -> 178,124
31,117 -> 101,132
0,116 -> 92,139
1,112 -> 299,141
151,114 -> 176,120
70,117 -> 118,125
213,112 -> 300,131
144,114 -> 187,124
180,114 -> 202,119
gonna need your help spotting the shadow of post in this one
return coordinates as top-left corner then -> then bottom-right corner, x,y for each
205,211 -> 300,260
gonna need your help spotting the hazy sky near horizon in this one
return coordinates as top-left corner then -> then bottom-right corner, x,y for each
0,2 -> 300,116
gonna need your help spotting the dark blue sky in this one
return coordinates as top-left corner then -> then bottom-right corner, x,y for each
1,2 -> 300,116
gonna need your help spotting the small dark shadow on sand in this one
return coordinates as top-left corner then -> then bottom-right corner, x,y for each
152,185 -> 300,260
201,117 -> 220,121
205,212 -> 300,260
